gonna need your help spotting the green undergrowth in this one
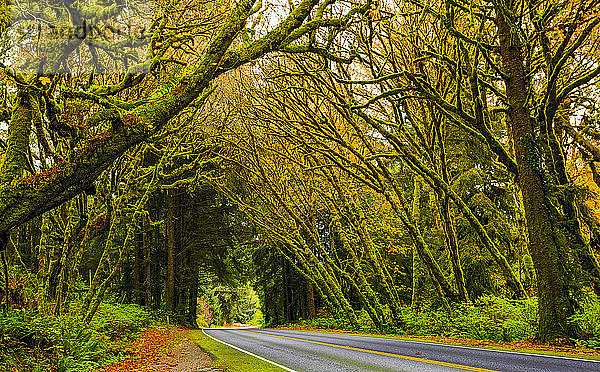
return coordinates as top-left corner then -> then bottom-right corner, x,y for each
569,296 -> 600,349
287,295 -> 600,347
189,330 -> 285,371
0,301 -> 156,372
399,296 -> 537,342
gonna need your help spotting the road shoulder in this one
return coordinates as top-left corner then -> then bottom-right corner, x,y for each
151,337 -> 220,371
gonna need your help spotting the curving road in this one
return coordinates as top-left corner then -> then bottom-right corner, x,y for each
202,328 -> 600,372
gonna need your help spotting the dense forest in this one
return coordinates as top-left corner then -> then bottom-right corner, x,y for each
1,0 -> 600,369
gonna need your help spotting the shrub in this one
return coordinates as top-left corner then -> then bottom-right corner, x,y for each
90,302 -> 153,339
569,295 -> 600,349
0,307 -> 103,371
401,296 -> 537,342
53,318 -> 104,372
0,301 -> 156,371
0,307 -> 32,341
288,296 -> 538,342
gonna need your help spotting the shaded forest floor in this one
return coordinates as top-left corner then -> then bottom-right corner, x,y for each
277,326 -> 600,360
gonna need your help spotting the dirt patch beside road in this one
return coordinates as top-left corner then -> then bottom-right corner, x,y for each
151,337 -> 223,371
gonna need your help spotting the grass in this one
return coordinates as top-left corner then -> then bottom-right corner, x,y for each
188,330 -> 285,371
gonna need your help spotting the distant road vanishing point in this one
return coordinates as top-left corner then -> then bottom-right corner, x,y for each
203,328 -> 600,372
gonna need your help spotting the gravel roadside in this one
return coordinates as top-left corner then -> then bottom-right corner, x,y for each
151,338 -> 224,371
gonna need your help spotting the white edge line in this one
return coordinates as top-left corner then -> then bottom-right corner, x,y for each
272,329 -> 600,364
201,328 -> 298,372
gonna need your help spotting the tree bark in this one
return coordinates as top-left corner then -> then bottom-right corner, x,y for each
0,0 -> 330,235
144,223 -> 152,308
306,281 -> 316,319
439,194 -> 469,302
435,118 -> 469,303
166,194 -> 176,313
496,8 -> 576,340
1,232 -> 8,303
134,231 -> 142,305
283,257 -> 291,323
187,264 -> 199,327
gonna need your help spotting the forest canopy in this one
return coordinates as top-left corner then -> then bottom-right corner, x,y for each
1,0 -> 600,369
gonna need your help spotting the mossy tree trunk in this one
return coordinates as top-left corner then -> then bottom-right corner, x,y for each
0,0 -> 357,236
306,281 -> 316,319
166,194 -> 176,313
145,223 -> 153,307
495,7 -> 577,340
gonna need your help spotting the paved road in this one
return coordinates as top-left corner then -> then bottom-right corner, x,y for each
202,328 -> 600,372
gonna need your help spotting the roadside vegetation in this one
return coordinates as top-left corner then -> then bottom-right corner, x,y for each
0,298 -> 164,371
282,296 -> 600,352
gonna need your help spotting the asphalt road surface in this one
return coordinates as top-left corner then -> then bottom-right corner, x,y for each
202,328 -> 600,372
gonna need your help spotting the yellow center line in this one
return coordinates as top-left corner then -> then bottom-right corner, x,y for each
237,329 -> 500,372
